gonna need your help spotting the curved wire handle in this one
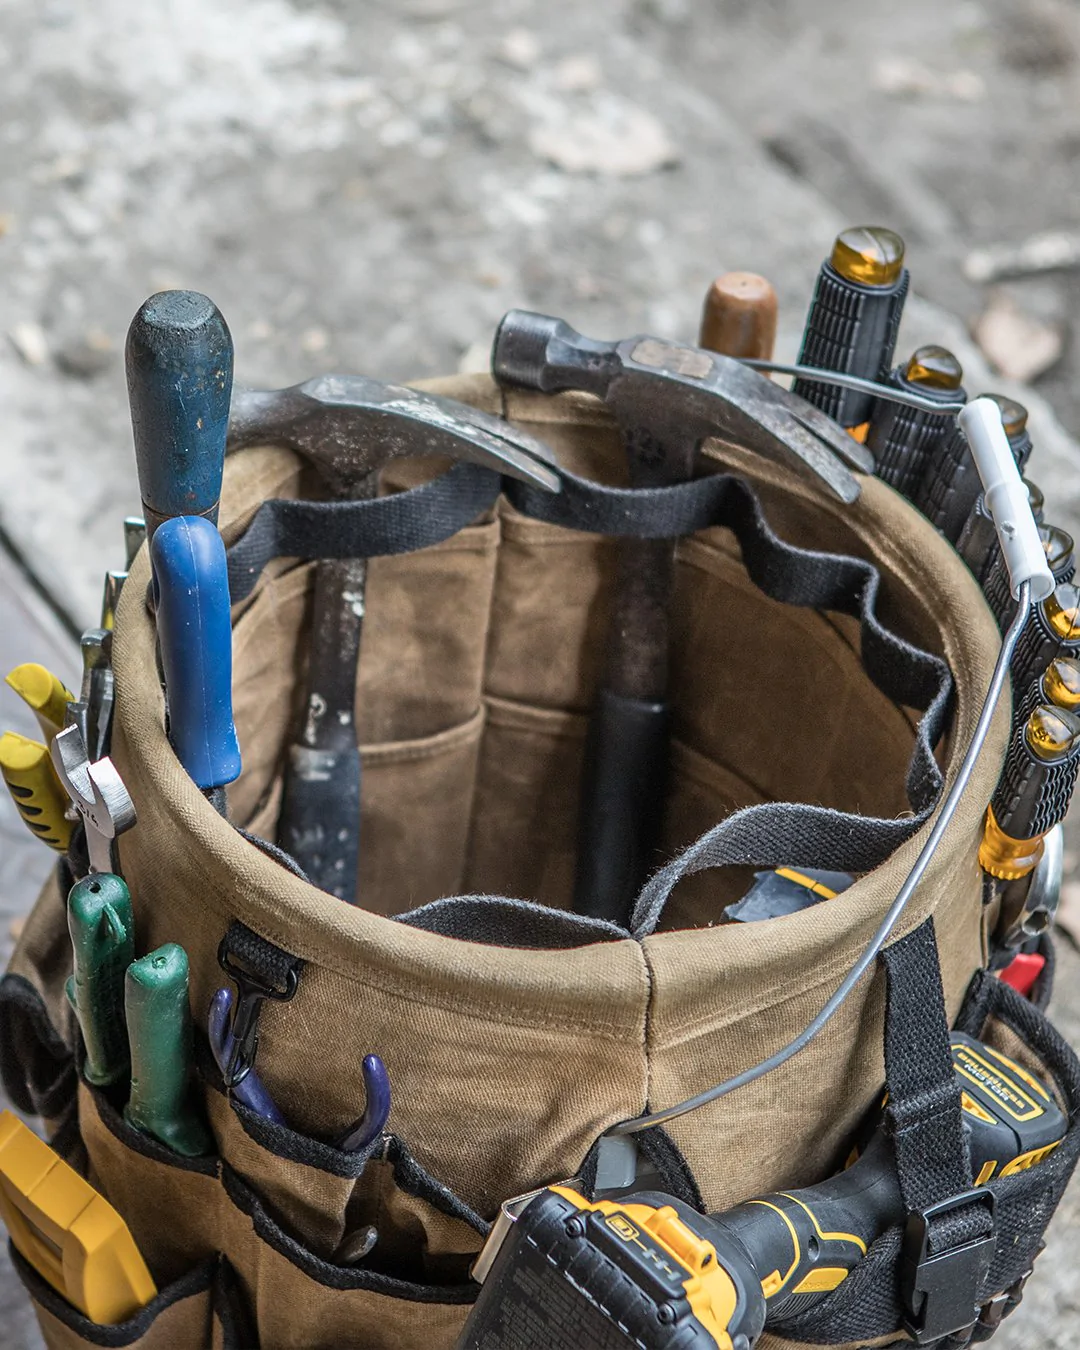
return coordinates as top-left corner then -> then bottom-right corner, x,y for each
739,358 -> 966,416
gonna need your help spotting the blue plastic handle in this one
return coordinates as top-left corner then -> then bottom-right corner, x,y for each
151,516 -> 241,791
127,291 -> 233,539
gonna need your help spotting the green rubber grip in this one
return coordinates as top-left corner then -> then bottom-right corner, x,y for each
66,875 -> 134,1087
124,944 -> 212,1157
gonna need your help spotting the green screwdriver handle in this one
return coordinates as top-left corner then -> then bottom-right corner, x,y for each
66,874 -> 134,1087
124,944 -> 212,1157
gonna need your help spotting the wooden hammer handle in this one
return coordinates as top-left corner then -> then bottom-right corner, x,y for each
699,271 -> 778,361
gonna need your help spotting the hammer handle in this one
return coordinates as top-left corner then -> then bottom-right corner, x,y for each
278,553 -> 365,901
606,539 -> 676,701
574,689 -> 670,924
699,272 -> 778,361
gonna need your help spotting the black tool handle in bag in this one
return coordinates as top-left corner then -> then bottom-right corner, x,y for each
574,687 -> 670,926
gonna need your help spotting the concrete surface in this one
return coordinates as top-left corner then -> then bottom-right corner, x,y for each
1,0 -> 1079,1345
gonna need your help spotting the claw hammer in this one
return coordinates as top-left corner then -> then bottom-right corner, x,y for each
492,310 -> 867,925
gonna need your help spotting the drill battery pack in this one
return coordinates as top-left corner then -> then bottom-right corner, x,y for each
460,1187 -> 761,1350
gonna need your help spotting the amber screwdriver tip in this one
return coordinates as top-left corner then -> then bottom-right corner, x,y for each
829,226 -> 906,287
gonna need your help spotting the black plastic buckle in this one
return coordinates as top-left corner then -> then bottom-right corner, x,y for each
902,1189 -> 997,1346
217,940 -> 299,1089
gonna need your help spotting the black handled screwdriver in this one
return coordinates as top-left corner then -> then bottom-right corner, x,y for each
960,476 -> 1044,585
1010,581 -> 1080,702
868,345 -> 965,501
919,394 -> 1036,546
979,702 -> 1080,882
793,225 -> 909,440
983,522 -> 1074,630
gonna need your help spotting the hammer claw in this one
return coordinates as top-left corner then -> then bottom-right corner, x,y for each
228,376 -> 561,494
702,355 -> 867,497
787,402 -> 876,475
748,409 -> 862,504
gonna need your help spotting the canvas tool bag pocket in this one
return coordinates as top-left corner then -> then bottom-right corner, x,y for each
2,373 -> 1077,1349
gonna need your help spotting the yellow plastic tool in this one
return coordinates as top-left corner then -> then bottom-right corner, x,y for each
0,1111 -> 157,1324
0,731 -> 74,851
4,664 -> 74,740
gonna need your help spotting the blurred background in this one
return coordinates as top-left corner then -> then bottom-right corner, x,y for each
1,0 -> 1079,1343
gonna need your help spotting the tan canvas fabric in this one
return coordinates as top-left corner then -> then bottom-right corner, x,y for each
31,1290 -> 215,1350
5,373 -> 1009,1348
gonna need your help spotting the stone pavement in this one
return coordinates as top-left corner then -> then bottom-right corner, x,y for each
1,0 -> 1079,1344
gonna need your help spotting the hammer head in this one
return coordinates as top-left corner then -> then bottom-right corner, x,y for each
227,376 -> 562,496
492,311 -> 873,502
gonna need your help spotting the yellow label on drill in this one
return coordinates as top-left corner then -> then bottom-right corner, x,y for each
953,1045 -> 1045,1124
605,1214 -> 640,1243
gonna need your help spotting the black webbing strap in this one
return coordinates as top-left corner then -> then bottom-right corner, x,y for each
883,921 -> 974,1214
883,920 -> 996,1343
226,461 -> 503,602
223,460 -> 954,933
220,920 -> 303,992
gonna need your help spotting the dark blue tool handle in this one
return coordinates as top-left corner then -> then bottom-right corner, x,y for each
151,516 -> 241,791
127,291 -> 233,539
337,1055 -> 391,1152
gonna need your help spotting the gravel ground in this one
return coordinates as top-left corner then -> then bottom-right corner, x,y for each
0,0 -> 1079,1346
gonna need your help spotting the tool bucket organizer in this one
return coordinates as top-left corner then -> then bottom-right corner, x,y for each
3,371 -> 1080,1350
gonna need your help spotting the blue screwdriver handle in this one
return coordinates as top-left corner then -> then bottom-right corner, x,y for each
151,516 -> 241,792
127,291 -> 233,541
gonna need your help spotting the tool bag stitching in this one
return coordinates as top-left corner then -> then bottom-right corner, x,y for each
382,1135 -> 490,1235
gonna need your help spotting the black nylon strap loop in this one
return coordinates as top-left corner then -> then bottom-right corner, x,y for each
881,920 -> 974,1218
220,920 -> 304,991
226,461 -> 503,602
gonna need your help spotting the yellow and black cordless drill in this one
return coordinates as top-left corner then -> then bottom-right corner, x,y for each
458,1034 -> 1064,1350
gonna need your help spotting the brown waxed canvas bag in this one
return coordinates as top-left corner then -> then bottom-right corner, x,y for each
3,372 -> 1080,1350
